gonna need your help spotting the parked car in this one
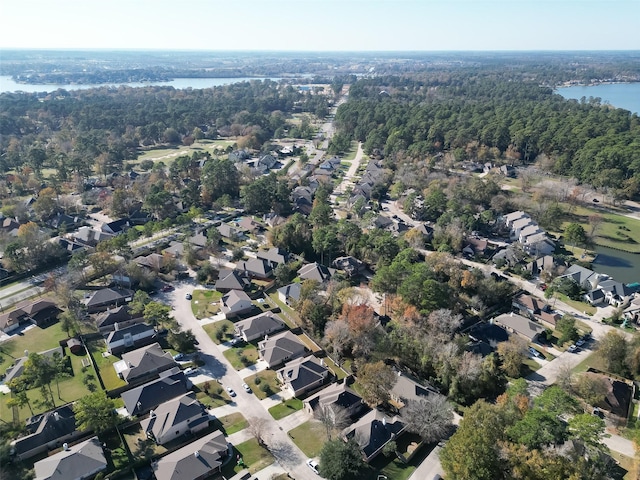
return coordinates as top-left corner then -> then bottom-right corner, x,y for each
185,293 -> 192,300
173,353 -> 185,361
242,383 -> 252,393
226,387 -> 236,397
567,344 -> 578,353
162,284 -> 174,292
184,367 -> 199,375
528,347 -> 542,358
576,338 -> 586,347
306,459 -> 319,475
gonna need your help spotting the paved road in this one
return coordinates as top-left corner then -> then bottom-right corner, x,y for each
167,280 -> 317,480
408,445 -> 443,480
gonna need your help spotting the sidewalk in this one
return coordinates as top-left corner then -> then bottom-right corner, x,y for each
238,360 -> 268,379
261,389 -> 294,409
277,409 -> 311,433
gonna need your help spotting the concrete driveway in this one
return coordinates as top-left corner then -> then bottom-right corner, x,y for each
166,279 -> 318,480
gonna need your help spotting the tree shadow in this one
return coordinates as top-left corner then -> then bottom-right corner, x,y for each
267,439 -> 301,466
196,351 -> 228,379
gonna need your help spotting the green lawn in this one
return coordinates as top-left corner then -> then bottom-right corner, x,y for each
288,420 -> 328,457
366,434 -> 429,480
268,398 -> 303,420
1,350 -> 99,424
191,289 -> 223,319
217,412 -> 249,435
552,292 -> 597,316
561,205 -> 640,253
193,381 -> 232,408
267,293 -> 300,328
0,322 -> 66,376
222,438 -> 275,476
203,319 -> 235,344
572,350 -> 608,374
223,344 -> 259,370
243,370 -> 280,400
87,339 -> 126,391
342,141 -> 358,161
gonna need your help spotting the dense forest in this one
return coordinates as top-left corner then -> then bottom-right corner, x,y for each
332,73 -> 640,199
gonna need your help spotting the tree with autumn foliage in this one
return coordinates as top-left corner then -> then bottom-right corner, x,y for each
357,361 -> 396,407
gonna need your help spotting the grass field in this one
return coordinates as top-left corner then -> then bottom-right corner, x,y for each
342,141 -> 358,161
202,319 -> 235,344
223,344 -> 259,370
193,381 -> 232,408
191,289 -> 222,319
243,370 -> 280,400
560,205 -> 640,253
222,438 -> 275,476
134,140 -> 235,165
552,292 -> 597,316
288,420 -> 327,457
268,398 -> 303,420
87,339 -> 126,391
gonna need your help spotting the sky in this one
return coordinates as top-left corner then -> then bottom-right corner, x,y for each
1,0 -> 639,51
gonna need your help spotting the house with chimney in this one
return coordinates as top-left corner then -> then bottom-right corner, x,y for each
33,436 -> 107,480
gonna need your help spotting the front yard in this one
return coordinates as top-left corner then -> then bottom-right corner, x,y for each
223,344 -> 259,370
268,398 -> 303,420
216,412 -> 249,435
191,289 -> 222,319
221,438 -> 275,477
288,420 -> 328,457
243,370 -> 280,400
193,381 -> 232,408
203,319 -> 235,344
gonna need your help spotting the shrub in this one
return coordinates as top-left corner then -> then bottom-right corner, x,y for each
254,377 -> 262,385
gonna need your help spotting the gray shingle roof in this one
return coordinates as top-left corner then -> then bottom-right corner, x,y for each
121,367 -> 188,416
153,430 -> 228,480
11,405 -> 79,458
121,343 -> 176,382
234,312 -> 285,340
258,331 -> 306,367
140,393 -> 207,444
34,436 -> 107,480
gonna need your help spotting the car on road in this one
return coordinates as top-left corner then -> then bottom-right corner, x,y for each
226,387 -> 236,397
184,367 -> 199,375
185,293 -> 192,300
567,344 -> 578,353
173,353 -> 185,361
242,383 -> 252,393
306,459 -> 320,474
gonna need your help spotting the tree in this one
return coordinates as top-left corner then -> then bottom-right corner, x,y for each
315,404 -> 350,440
564,223 -> 587,250
143,301 -> 174,329
427,309 -> 463,339
403,394 -> 453,443
73,391 -> 120,434
319,439 -> 368,480
598,330 -> 628,375
567,413 -> 608,451
588,214 -> 604,237
535,385 -> 579,416
357,361 -> 396,407
573,373 -> 610,407
167,329 -> 197,353
59,310 -> 79,337
6,389 -> 33,416
555,314 -> 579,345
247,416 -> 269,447
440,401 -> 505,480
497,336 -> 528,377
506,408 -> 566,449
20,352 -> 56,408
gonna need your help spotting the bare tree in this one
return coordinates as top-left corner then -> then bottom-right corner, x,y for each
324,320 -> 352,361
588,214 -> 604,238
497,336 -> 528,377
555,361 -> 575,394
315,404 -> 350,440
403,394 -> 454,443
427,309 -> 463,339
247,416 -> 269,447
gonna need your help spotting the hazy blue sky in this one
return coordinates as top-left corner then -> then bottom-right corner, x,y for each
2,0 -> 639,51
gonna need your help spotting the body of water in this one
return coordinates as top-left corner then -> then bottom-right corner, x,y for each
556,83 -> 640,115
0,75 -> 280,93
592,244 -> 640,285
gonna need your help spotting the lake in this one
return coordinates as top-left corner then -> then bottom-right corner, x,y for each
556,83 -> 640,115
592,244 -> 640,285
0,75 -> 280,93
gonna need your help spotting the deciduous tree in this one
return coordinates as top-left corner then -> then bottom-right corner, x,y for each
403,394 -> 453,443
357,361 -> 396,407
73,391 -> 120,434
319,439 -> 368,480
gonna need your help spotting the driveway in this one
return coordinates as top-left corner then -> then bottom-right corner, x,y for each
167,280 -> 317,480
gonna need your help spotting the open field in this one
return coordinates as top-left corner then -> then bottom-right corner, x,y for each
133,140 -> 236,165
562,206 -> 640,253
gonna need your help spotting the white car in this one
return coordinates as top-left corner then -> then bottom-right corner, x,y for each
306,459 -> 319,475
242,383 -> 252,393
183,367 -> 199,375
226,387 -> 236,397
567,344 -> 578,353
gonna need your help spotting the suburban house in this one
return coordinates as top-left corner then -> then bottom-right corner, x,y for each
297,262 -> 334,283
121,367 -> 188,417
11,405 -> 85,461
105,323 -> 156,355
114,343 -> 177,384
624,295 -> 640,323
525,255 -> 557,276
234,312 -> 286,342
220,290 -> 254,318
258,331 -> 307,368
462,237 -> 489,258
0,299 -> 61,333
33,436 -> 107,480
101,218 -> 130,235
277,356 -> 330,397
587,279 -> 635,307
342,410 -> 406,463
95,305 -> 143,332
236,216 -> 265,234
537,310 -> 561,329
83,288 -> 134,313
162,241 -> 185,258
277,282 -> 302,306
256,247 -> 289,269
390,372 -> 439,410
332,256 -> 365,278
134,253 -> 167,272
512,294 -> 541,318
304,382 -> 367,420
560,264 -> 601,291
215,270 -> 250,293
217,223 -> 243,240
73,226 -> 114,247
235,258 -> 273,280
152,430 -> 228,480
523,232 -> 556,256
140,392 -> 209,445
494,312 -> 546,342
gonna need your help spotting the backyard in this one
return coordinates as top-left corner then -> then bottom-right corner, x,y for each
0,322 -> 66,376
87,339 -> 127,391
